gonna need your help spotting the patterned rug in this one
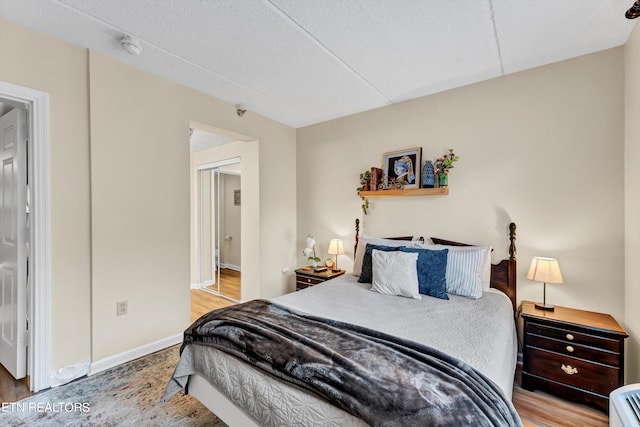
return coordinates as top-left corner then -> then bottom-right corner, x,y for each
0,345 -> 226,426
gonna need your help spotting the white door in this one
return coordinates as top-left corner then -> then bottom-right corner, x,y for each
0,108 -> 27,380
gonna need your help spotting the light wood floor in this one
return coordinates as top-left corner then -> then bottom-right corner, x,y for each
191,288 -> 236,323
512,367 -> 608,427
205,268 -> 241,302
0,281 -> 613,427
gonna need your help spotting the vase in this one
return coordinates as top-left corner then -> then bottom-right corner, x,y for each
310,259 -> 318,269
422,161 -> 435,188
438,173 -> 448,187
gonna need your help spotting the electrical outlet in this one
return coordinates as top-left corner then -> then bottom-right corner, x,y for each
116,300 -> 128,316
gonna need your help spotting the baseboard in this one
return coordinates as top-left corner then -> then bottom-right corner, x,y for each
220,263 -> 241,272
191,280 -> 216,289
89,333 -> 182,376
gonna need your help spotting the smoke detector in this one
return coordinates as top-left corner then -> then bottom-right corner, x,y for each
120,36 -> 142,56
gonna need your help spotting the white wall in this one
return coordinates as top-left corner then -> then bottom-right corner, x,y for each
297,48 -> 625,323
625,22 -> 640,384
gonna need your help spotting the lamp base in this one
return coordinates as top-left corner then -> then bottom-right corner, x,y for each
535,303 -> 555,311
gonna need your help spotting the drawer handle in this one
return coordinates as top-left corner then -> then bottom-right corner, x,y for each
307,279 -> 311,283
566,334 -> 574,341
561,364 -> 578,375
566,345 -> 574,353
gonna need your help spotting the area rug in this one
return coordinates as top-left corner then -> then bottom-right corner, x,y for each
0,345 -> 227,426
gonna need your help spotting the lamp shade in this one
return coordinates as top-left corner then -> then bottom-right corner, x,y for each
527,257 -> 563,284
327,239 -> 345,256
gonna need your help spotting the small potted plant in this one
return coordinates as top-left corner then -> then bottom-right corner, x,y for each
433,149 -> 460,187
357,170 -> 370,192
303,234 -> 321,269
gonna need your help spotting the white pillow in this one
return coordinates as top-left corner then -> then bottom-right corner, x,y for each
370,250 -> 421,299
353,234 -> 416,276
416,243 -> 492,299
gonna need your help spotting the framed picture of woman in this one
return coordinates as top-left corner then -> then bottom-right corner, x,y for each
382,147 -> 422,190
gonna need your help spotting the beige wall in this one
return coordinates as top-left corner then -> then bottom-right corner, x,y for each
0,18 -> 92,370
89,51 -> 194,359
298,48 -> 625,321
625,23 -> 640,383
89,52 -> 296,360
1,18 -> 296,371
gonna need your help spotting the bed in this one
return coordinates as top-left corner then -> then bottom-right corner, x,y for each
164,221 -> 521,426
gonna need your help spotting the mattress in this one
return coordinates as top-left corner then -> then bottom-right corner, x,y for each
171,275 -> 517,426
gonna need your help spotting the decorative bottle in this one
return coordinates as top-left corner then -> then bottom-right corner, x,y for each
422,160 -> 435,188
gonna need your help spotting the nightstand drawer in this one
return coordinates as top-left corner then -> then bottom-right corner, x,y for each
525,321 -> 620,353
527,347 -> 619,396
294,268 -> 345,291
296,276 -> 324,286
527,334 -> 620,366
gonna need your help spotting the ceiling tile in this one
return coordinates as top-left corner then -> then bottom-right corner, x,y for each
271,0 -> 503,101
1,0 -> 637,128
493,0 -> 636,74
56,0 -> 391,125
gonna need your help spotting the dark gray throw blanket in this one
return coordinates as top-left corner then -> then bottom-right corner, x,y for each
183,299 -> 522,427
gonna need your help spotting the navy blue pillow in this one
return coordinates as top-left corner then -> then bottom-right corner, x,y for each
399,247 -> 449,300
358,244 -> 402,284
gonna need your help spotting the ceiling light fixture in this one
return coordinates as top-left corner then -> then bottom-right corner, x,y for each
626,1 -> 640,19
120,36 -> 142,56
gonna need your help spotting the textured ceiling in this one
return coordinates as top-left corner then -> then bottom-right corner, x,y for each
0,0 -> 636,128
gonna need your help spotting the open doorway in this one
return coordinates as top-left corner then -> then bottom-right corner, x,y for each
189,125 -> 249,322
198,162 -> 242,302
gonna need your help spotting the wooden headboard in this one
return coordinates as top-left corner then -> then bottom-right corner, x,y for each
354,218 -> 421,253
354,219 -> 517,311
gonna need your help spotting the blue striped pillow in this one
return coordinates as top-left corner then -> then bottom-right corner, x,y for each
441,246 -> 487,299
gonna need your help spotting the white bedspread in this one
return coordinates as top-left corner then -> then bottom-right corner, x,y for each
184,275 -> 517,426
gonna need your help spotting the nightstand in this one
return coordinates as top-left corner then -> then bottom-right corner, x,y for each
295,268 -> 345,291
520,300 -> 628,413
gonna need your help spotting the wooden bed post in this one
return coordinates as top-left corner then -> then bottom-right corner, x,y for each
355,218 -> 360,254
506,222 -> 517,312
509,222 -> 516,261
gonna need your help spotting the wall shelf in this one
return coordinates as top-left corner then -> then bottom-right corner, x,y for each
359,187 -> 448,198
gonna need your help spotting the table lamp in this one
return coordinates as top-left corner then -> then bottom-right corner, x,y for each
527,257 -> 563,311
327,239 -> 345,271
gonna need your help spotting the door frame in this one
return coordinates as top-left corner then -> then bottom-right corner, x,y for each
0,81 -> 51,392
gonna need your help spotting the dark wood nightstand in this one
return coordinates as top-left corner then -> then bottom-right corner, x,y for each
520,300 -> 628,413
295,268 -> 345,291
